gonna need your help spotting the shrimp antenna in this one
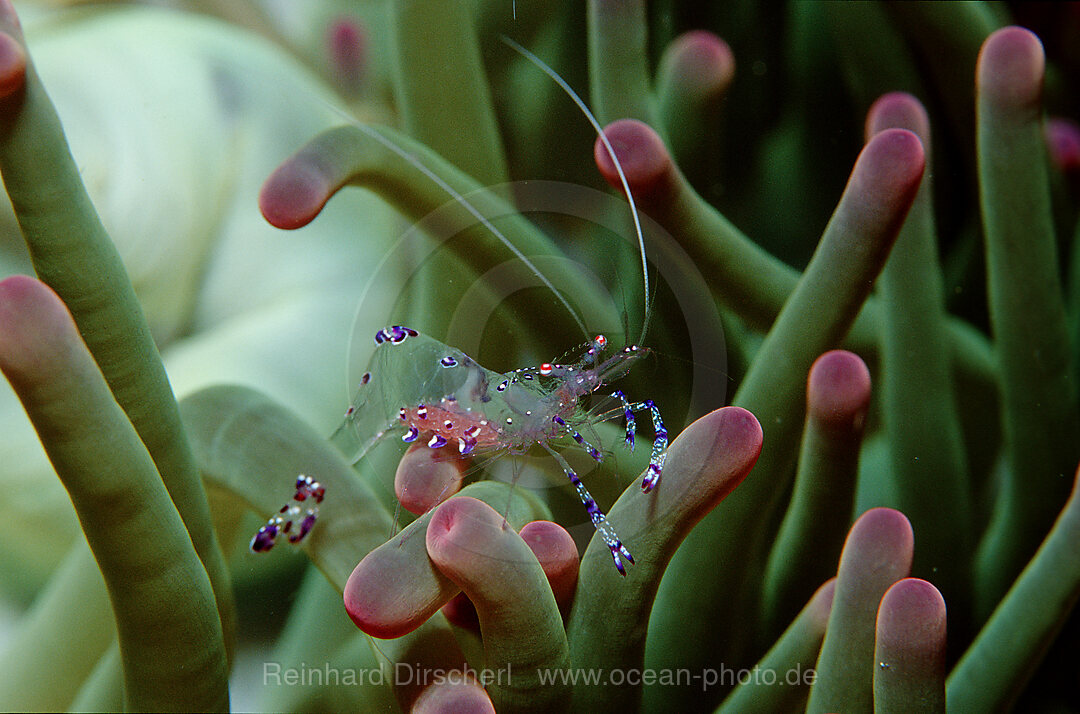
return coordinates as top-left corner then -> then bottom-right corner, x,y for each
501,35 -> 652,346
342,120 -> 587,338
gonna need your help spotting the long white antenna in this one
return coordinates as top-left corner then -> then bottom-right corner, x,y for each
501,35 -> 652,345
344,121 -> 588,338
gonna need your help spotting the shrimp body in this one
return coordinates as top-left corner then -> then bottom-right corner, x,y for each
334,329 -> 642,459
254,325 -> 667,574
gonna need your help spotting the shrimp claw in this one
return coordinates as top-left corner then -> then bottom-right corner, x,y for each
611,392 -> 668,492
249,475 -> 325,552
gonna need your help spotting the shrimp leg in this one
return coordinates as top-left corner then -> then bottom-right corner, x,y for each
552,414 -> 603,462
542,444 -> 634,576
250,475 -> 326,552
611,391 -> 668,492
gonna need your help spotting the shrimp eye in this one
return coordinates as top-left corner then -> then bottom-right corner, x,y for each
594,335 -> 607,348
540,363 -> 553,376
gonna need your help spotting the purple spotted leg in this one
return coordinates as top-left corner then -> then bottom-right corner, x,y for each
611,391 -> 668,492
553,415 -> 604,462
542,444 -> 634,575
250,475 -> 326,552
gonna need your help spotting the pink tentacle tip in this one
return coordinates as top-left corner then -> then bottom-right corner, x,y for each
412,678 -> 495,714
876,578 -> 947,657
395,443 -> 466,515
326,16 -> 367,92
425,497 -> 517,578
977,26 -> 1045,110
663,30 -> 735,97
0,275 -> 78,381
1046,118 -> 1080,175
849,129 -> 925,216
0,31 -> 25,100
343,551 -> 429,639
673,407 -> 763,500
519,520 -> 579,611
594,119 -> 675,201
845,507 -> 915,571
807,350 -> 872,432
865,92 -> 930,146
258,161 -> 333,230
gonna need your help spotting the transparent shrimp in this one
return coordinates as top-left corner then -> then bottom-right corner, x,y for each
253,325 -> 667,573
251,39 -> 668,575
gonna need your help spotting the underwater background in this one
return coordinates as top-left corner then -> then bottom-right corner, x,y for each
0,0 -> 1078,711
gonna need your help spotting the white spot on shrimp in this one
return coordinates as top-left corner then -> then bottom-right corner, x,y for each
440,356 -> 457,368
